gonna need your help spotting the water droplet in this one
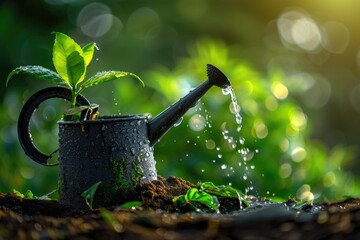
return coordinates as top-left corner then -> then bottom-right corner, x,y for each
221,164 -> 227,170
94,42 -> 100,50
222,86 -> 231,95
173,117 -> 183,127
201,169 -> 205,172
239,137 -> 245,145
217,154 -> 222,159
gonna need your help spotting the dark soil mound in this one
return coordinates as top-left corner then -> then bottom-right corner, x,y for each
0,176 -> 359,239
136,176 -> 195,212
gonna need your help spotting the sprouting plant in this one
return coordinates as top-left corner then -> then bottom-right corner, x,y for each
81,181 -> 102,210
173,187 -> 220,213
12,189 -> 57,200
173,181 -> 249,213
198,181 -> 250,207
6,32 -> 143,118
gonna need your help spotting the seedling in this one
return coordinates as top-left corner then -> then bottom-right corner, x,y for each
12,189 -> 57,200
173,187 -> 220,213
81,181 -> 102,210
173,181 -> 249,213
7,32 -> 143,119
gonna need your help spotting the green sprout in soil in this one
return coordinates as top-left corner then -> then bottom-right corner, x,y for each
173,181 -> 250,213
81,181 -> 102,210
7,32 -> 143,120
12,189 -> 57,200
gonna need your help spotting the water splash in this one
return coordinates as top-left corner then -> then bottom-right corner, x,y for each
94,42 -> 100,50
221,85 -> 259,194
222,86 -> 242,131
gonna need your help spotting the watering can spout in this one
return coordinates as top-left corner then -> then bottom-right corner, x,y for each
148,64 -> 231,146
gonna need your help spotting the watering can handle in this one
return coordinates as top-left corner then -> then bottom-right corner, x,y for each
17,87 -> 90,166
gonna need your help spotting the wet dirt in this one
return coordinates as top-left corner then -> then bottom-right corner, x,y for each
0,176 -> 359,239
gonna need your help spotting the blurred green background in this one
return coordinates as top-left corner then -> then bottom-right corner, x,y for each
1,0 -> 360,202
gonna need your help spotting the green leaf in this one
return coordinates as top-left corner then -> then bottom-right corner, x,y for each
81,181 -> 101,209
66,51 -> 86,87
82,43 -> 95,67
52,32 -> 86,88
173,195 -> 187,207
184,188 -> 219,211
12,189 -> 35,199
77,71 -> 144,94
6,65 -> 64,87
199,182 -> 250,207
24,190 -> 34,199
12,189 -> 24,198
119,201 -> 142,209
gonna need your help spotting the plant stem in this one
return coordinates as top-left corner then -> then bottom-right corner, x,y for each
71,88 -> 77,109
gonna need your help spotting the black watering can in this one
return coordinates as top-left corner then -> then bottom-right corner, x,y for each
18,64 -> 231,208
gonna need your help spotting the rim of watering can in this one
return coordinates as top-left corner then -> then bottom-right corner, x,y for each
58,114 -> 151,124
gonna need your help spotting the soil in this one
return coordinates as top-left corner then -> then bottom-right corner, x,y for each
0,176 -> 359,239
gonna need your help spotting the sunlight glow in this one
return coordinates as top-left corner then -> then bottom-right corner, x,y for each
278,9 -> 322,52
278,8 -> 350,55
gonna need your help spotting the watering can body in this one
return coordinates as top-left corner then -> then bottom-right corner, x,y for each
17,64 -> 230,208
58,115 -> 156,207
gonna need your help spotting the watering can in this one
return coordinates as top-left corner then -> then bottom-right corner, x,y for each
17,64 -> 231,208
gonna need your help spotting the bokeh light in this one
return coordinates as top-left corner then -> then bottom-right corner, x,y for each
296,184 -> 315,201
271,82 -> 288,100
279,163 -> 292,179
77,2 -> 122,38
291,147 -> 307,162
277,9 -> 322,52
189,114 -> 206,131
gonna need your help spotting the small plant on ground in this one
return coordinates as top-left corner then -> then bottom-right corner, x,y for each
173,181 -> 250,213
12,189 -> 57,200
81,181 -> 102,210
7,32 -> 143,120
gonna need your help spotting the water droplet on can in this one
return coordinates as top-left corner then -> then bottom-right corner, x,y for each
173,117 -> 183,127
